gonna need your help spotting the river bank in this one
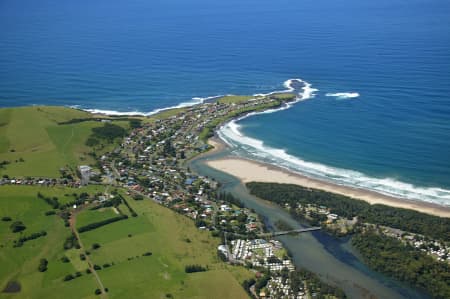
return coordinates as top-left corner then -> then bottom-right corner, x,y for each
206,139 -> 450,218
189,140 -> 430,299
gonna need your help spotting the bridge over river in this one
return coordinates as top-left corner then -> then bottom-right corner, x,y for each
223,226 -> 321,239
258,226 -> 321,238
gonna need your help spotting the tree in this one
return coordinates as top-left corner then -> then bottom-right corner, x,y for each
10,221 -> 26,233
38,259 -> 48,272
129,119 -> 142,129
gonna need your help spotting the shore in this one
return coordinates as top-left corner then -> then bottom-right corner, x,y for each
205,141 -> 450,218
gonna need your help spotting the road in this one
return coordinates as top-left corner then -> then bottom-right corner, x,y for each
69,206 -> 108,298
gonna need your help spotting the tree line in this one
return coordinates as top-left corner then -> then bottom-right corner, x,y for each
246,182 -> 450,241
78,215 -> 128,233
352,229 -> 450,299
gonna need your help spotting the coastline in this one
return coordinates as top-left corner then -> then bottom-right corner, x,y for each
205,139 -> 450,218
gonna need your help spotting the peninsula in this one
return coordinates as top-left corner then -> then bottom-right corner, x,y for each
1,91 -> 449,298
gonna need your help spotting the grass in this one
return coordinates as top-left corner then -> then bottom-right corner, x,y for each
0,106 -> 129,178
0,104 -> 256,297
270,93 -> 296,100
77,193 -> 252,298
0,186 -> 253,298
0,185 -> 99,299
76,208 -> 119,229
217,95 -> 255,104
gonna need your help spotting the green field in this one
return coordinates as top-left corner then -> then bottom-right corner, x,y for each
0,185 -> 252,298
77,193 -> 252,298
0,106 -> 129,178
76,208 -> 119,230
0,106 -> 253,298
217,95 -> 255,104
0,185 -> 99,299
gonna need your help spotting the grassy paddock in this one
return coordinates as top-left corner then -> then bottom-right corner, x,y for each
0,106 -> 131,178
217,95 -> 255,104
0,186 -> 252,298
0,185 -> 100,299
78,193 -> 251,298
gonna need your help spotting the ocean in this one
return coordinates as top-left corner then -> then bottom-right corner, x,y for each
1,0 -> 449,205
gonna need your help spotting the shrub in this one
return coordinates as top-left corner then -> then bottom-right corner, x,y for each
93,264 -> 101,270
61,256 -> 70,263
38,259 -> 48,272
129,119 -> 142,129
14,231 -> 47,247
185,264 -> 207,273
91,123 -> 127,142
94,289 -> 101,295
92,243 -> 101,250
78,215 -> 128,233
142,251 -> 152,256
10,221 -> 26,233
63,234 -> 79,250
63,274 -> 74,281
1,216 -> 12,222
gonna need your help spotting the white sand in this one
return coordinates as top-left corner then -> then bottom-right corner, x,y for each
206,157 -> 450,218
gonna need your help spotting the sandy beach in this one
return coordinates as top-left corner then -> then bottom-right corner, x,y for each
206,156 -> 450,218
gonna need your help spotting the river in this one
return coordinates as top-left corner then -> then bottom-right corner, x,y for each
188,146 -> 429,299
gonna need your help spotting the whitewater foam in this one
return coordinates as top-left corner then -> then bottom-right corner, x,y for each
78,95 -> 224,116
218,80 -> 450,206
326,92 -> 360,99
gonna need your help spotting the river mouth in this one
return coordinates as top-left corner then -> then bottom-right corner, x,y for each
188,146 -> 430,299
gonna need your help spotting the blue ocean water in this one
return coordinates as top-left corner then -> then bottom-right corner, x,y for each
1,0 -> 449,204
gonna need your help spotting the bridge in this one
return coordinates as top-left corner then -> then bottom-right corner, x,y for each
222,226 -> 321,240
258,227 -> 321,238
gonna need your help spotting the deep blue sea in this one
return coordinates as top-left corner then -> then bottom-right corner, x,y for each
1,0 -> 450,205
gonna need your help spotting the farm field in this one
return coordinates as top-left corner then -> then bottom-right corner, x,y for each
0,185 -> 102,299
0,185 -> 251,298
77,193 -> 251,298
0,106 -> 129,178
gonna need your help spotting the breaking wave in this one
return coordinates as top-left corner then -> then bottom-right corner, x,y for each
76,95 -> 224,116
218,80 -> 450,206
325,92 -> 360,99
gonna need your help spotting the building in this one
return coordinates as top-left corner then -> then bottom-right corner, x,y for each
79,165 -> 92,185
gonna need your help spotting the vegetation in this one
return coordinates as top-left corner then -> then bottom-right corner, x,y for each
38,258 -> 48,272
199,100 -> 285,141
353,230 -> 450,299
77,194 -> 252,298
14,230 -> 47,247
247,182 -> 450,241
78,214 -> 128,233
217,95 -> 255,104
37,192 -> 60,209
90,123 -> 127,143
289,268 -> 346,298
274,219 -> 293,231
63,233 -> 80,250
10,220 -> 26,233
0,106 -> 107,178
0,181 -> 252,297
185,264 -> 207,273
